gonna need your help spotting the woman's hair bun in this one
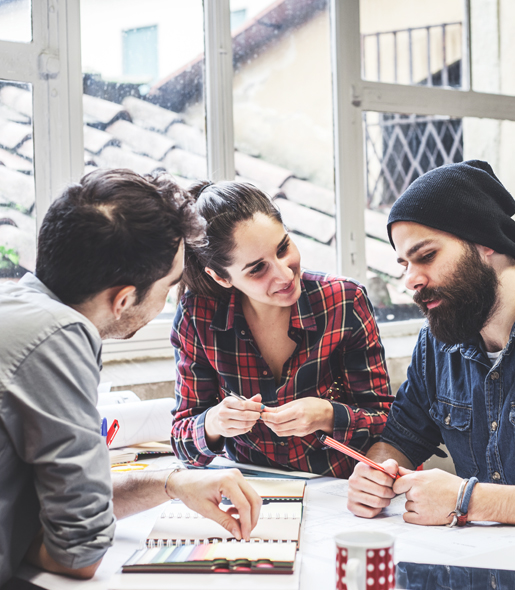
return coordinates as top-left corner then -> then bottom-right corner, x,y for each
189,180 -> 213,201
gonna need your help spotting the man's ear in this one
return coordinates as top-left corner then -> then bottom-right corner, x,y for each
205,267 -> 232,289
476,244 -> 495,261
111,286 -> 137,319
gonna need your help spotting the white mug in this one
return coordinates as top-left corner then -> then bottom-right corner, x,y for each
335,530 -> 395,590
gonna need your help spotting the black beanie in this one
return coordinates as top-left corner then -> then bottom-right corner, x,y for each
387,160 -> 515,258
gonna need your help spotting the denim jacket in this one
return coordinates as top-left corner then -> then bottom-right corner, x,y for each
381,322 -> 515,484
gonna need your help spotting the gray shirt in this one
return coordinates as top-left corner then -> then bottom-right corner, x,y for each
0,273 -> 115,585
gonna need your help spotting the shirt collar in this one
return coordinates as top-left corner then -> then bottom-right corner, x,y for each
438,322 -> 515,363
210,289 -> 239,332
209,279 -> 318,333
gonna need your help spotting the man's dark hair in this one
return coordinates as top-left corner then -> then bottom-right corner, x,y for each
36,168 -> 204,305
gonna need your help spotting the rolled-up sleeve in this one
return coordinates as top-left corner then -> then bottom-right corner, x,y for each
2,324 -> 115,569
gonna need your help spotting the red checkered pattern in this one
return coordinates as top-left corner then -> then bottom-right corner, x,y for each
171,271 -> 393,477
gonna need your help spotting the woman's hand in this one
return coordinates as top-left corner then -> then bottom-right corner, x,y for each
204,394 -> 263,448
260,397 -> 334,437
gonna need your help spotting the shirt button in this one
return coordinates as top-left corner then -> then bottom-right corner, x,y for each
240,330 -> 246,335
444,414 -> 451,425
491,421 -> 498,431
491,371 -> 500,380
280,442 -> 287,446
492,471 -> 501,481
263,370 -> 268,376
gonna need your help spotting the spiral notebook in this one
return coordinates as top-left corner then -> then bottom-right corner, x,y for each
122,478 -> 305,575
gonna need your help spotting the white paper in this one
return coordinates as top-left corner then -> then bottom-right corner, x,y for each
99,398 -> 175,448
98,390 -> 141,406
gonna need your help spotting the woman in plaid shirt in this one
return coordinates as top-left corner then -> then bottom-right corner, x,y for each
171,181 -> 394,478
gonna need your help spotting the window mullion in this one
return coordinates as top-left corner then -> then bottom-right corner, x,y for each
330,0 -> 368,284
203,0 -> 235,181
32,0 -> 84,231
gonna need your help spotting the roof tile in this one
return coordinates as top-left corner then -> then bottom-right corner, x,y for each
0,223 -> 36,271
0,103 -> 30,125
366,237 -> 403,278
106,119 -> 175,161
95,146 -> 165,176
122,96 -> 182,133
0,166 -> 35,211
83,125 -> 119,155
166,122 -> 206,156
0,205 -> 36,234
16,138 -> 33,160
0,148 -> 33,173
281,177 -> 335,216
275,197 -> 335,244
293,233 -> 336,274
83,94 -> 130,129
0,120 -> 31,150
0,86 -> 32,118
162,148 -> 207,179
234,151 -> 292,190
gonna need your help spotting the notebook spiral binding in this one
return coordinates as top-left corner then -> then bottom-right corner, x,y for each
145,537 -> 294,548
159,509 -> 298,520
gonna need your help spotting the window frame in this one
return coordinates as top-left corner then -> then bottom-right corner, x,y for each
6,0 -> 515,361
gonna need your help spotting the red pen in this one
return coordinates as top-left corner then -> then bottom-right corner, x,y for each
320,434 -> 400,480
106,419 -> 119,448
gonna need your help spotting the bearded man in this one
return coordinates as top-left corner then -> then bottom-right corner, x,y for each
347,160 -> 515,526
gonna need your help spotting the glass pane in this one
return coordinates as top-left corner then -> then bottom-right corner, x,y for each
80,0 -> 205,317
0,0 -> 32,43
230,0 -> 337,277
470,0 -> 515,96
360,0 -> 463,89
0,80 -> 35,283
363,110 -> 515,323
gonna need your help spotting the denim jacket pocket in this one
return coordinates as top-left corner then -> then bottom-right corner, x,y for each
429,400 -> 479,478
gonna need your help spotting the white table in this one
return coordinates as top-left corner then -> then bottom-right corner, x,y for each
16,477 -> 515,589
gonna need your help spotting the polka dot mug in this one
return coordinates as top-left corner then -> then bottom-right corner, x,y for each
335,531 -> 395,590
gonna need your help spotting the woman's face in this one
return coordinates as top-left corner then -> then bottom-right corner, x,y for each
208,212 -> 302,309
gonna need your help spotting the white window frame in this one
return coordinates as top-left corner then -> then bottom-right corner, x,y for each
7,0 -> 515,361
0,0 -> 84,231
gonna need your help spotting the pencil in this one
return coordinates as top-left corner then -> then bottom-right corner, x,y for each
320,434 -> 399,480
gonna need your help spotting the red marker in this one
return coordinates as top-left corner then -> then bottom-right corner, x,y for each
106,419 -> 119,448
320,434 -> 400,480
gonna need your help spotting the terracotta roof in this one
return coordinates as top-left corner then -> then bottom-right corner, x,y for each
0,85 -> 408,309
147,0 -> 328,112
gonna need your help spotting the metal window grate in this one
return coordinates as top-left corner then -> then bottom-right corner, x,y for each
362,21 -> 463,208
364,113 -> 463,208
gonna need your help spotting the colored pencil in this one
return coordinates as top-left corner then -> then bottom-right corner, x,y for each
320,434 -> 399,480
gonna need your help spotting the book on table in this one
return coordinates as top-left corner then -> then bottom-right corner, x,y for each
122,478 -> 306,575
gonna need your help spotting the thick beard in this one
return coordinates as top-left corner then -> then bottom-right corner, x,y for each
413,244 -> 499,345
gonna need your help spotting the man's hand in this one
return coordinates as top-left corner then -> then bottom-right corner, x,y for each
394,467 -> 463,525
169,468 -> 262,541
347,459 -> 399,518
260,398 -> 334,437
205,394 -> 263,445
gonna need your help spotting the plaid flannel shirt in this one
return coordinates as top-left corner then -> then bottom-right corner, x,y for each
171,271 -> 393,478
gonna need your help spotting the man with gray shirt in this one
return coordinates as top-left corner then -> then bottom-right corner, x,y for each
0,169 -> 261,585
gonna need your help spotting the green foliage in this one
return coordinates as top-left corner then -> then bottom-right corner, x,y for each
0,245 -> 20,269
